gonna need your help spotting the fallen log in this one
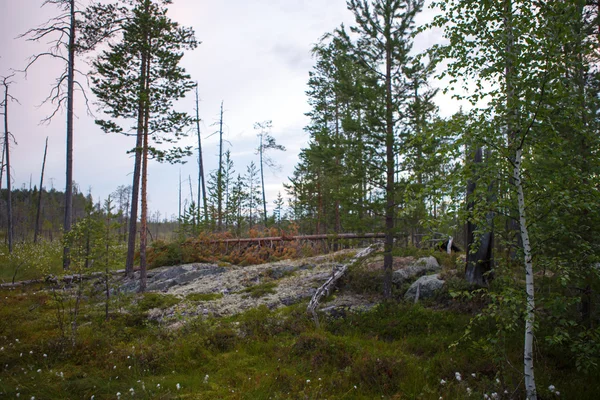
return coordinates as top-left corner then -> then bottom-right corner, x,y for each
1,269 -> 128,289
307,242 -> 382,327
208,232 -> 386,244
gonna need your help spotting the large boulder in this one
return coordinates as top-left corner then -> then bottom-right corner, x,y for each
392,256 -> 441,285
404,274 -> 445,301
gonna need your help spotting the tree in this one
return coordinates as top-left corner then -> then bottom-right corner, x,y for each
194,83 -> 208,225
254,121 -> 285,227
431,0 -> 600,395
91,0 -> 197,289
244,161 -> 262,228
20,0 -> 85,269
1,75 -> 18,253
34,137 -> 49,244
273,191 -> 285,228
347,0 -> 424,298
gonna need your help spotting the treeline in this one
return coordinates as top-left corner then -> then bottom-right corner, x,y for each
0,185 -> 178,245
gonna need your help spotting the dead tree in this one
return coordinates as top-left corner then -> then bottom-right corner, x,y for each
20,0 -> 91,269
1,75 -> 18,253
34,137 -> 49,244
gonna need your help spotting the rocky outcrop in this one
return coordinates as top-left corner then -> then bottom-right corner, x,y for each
120,250 -> 359,319
392,256 -> 441,286
404,274 -> 445,301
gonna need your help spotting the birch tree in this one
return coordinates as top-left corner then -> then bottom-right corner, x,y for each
432,0 -> 600,395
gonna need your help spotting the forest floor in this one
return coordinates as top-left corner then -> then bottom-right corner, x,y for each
0,247 -> 598,399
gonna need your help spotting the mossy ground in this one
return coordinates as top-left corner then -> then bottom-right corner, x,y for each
0,282 -> 597,399
0,244 -> 598,399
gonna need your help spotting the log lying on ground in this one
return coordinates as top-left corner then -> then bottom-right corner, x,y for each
1,269 -> 128,289
307,242 -> 382,327
209,232 -> 386,244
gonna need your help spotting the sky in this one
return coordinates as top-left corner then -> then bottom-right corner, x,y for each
0,0 -> 455,221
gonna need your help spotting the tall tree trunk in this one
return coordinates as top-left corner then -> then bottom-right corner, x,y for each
383,37 -> 395,299
513,147 -> 537,400
139,109 -> 149,293
259,133 -> 268,226
465,147 -> 494,286
125,49 -> 147,278
63,0 -> 75,269
333,97 -> 341,250
195,84 -> 208,225
139,29 -> 151,293
217,101 -> 224,231
3,81 -> 13,253
34,137 -> 48,244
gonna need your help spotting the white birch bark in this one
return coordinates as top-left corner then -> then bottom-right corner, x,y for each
513,147 -> 537,400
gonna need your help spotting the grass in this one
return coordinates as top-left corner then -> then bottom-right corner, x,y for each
242,282 -> 277,298
0,242 -> 598,399
186,292 -> 224,302
1,281 -> 598,399
0,241 -> 127,283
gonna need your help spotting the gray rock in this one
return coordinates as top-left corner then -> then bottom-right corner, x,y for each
121,264 -> 228,293
392,256 -> 441,285
404,274 -> 445,301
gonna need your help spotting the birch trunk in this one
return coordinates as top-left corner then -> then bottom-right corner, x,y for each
514,147 -> 537,400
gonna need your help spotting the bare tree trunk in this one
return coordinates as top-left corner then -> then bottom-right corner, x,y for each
383,37 -> 395,299
259,133 -> 268,226
139,122 -> 148,293
465,147 -> 494,286
34,137 -> 48,244
217,101 -> 224,231
139,41 -> 151,293
63,0 -> 76,269
195,84 -> 208,225
3,79 -> 13,253
178,170 -> 182,223
514,147 -> 537,400
125,35 -> 149,278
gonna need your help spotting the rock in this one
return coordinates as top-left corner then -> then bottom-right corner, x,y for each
392,256 -> 440,285
121,264 -> 227,293
404,274 -> 445,301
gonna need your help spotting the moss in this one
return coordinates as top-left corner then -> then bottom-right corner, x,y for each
137,292 -> 180,311
186,292 -> 224,302
242,282 -> 277,298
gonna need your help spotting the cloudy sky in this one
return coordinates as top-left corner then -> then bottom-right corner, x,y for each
0,0 -> 452,220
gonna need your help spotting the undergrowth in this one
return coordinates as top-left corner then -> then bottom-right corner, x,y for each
0,282 -> 598,399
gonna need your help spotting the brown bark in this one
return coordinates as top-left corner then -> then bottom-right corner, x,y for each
139,28 -> 151,293
383,34 -> 395,299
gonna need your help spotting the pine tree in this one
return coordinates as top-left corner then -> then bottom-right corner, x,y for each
91,0 -> 197,290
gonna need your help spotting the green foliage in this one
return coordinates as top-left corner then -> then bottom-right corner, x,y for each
1,286 -> 600,399
0,241 -> 63,282
242,282 -> 277,298
137,293 -> 180,312
186,292 -> 223,302
147,239 -> 183,268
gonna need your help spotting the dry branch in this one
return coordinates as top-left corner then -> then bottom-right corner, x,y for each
307,242 -> 382,327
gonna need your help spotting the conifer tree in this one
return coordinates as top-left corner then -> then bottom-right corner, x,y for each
90,0 -> 197,289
